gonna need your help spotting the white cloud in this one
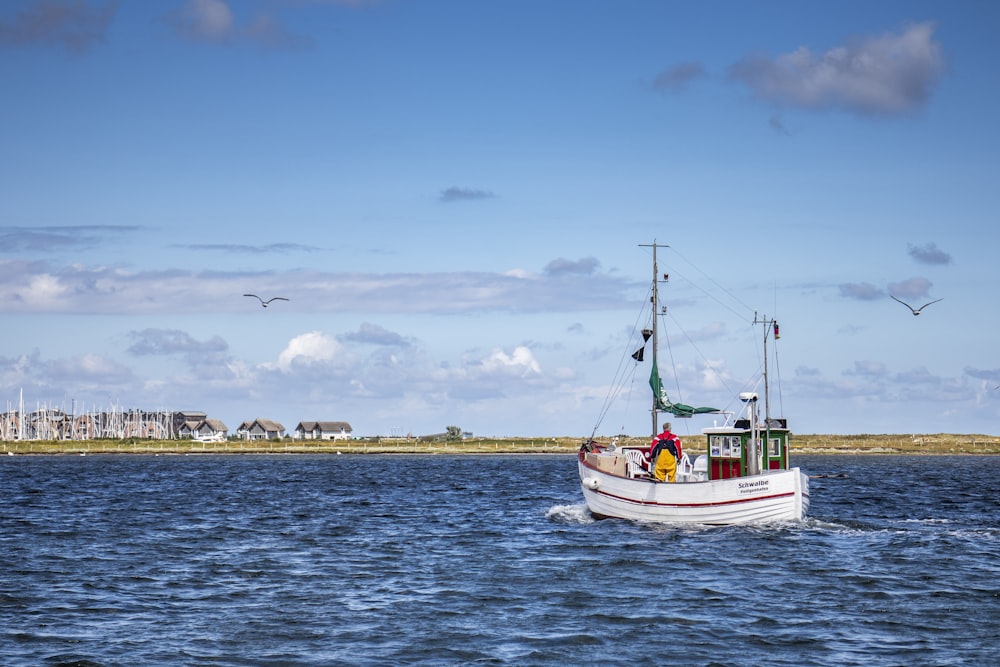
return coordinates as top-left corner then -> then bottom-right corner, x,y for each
503,268 -> 534,279
652,61 -> 707,92
887,277 -> 933,300
273,331 -> 343,372
544,257 -> 600,276
0,0 -> 119,53
175,0 -> 234,40
165,0 -> 310,50
839,282 -> 884,301
439,187 -> 494,202
731,22 -> 945,116
24,274 -> 69,307
908,242 -> 953,265
846,360 -> 888,377
480,346 -> 542,377
697,358 -> 728,390
0,260 -> 635,315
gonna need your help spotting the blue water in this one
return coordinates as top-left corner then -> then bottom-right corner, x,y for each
2,454 -> 997,666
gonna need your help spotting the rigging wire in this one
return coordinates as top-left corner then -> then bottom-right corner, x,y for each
615,364 -> 640,438
664,246 -> 756,323
773,283 -> 784,418
660,307 -> 741,404
592,354 -> 642,439
589,287 -> 651,440
657,247 -> 787,422
593,244 -> 788,438
772,332 -> 784,417
657,290 -> 763,426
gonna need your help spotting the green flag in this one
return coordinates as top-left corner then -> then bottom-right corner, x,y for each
649,358 -> 719,418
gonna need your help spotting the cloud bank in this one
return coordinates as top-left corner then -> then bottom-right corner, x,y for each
0,258 -> 637,315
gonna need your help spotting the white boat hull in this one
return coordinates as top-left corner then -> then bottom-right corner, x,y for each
578,457 -> 809,525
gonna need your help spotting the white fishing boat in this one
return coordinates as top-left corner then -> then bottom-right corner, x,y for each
578,243 -> 809,525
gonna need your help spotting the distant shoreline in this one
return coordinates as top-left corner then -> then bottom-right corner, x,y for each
2,433 -> 998,456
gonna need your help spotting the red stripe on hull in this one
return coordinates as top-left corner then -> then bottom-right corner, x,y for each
591,487 -> 806,509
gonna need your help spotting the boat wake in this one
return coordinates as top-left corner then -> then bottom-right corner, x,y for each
545,504 -> 595,524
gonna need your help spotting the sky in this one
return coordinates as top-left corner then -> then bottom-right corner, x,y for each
1,0 -> 998,439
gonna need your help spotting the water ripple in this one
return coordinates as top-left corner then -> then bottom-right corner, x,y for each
1,454 -> 997,666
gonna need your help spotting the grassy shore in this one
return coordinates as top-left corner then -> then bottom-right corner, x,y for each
2,433 -> 999,455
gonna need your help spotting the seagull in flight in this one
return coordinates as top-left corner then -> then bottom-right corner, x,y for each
890,295 -> 942,316
244,294 -> 289,308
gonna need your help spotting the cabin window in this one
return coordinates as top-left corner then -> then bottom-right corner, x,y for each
710,435 -> 742,458
768,438 -> 782,457
709,435 -> 744,479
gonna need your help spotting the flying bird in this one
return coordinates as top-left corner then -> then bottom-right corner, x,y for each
244,294 -> 289,308
890,295 -> 942,316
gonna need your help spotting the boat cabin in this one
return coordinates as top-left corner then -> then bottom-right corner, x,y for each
702,418 -> 790,479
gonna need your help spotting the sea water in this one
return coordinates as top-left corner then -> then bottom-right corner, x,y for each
2,454 -> 997,666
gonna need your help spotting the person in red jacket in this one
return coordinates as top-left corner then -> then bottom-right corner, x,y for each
649,422 -> 682,482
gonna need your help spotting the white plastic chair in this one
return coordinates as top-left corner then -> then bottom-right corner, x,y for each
688,454 -> 709,482
624,449 -> 649,478
677,452 -> 693,477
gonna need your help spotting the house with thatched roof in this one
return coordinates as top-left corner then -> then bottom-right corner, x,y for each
294,421 -> 353,441
174,412 -> 228,440
236,418 -> 286,440
182,419 -> 229,440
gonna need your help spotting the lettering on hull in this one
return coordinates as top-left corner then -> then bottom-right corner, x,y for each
738,479 -> 770,495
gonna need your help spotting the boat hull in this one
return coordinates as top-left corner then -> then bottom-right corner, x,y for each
578,456 -> 809,525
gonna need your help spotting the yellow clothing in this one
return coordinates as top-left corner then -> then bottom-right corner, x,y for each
654,449 -> 677,483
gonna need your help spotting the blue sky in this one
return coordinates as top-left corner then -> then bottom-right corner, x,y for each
2,0 -> 998,438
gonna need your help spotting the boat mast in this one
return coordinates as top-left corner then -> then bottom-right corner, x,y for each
641,242 -> 665,439
754,312 -> 772,424
751,311 -> 776,475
